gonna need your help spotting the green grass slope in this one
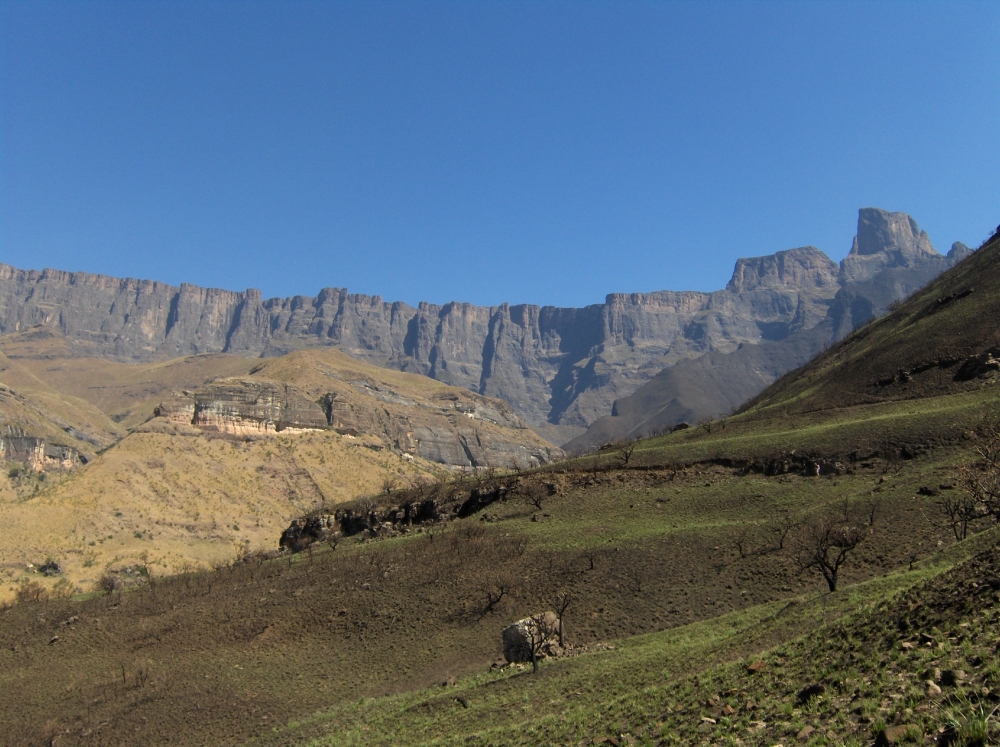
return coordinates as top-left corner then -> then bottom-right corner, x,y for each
255,531 -> 1000,747
742,231 -> 1000,417
2,229 -> 999,747
1,412 -> 995,745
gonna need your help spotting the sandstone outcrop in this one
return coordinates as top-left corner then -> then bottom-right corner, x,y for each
0,429 -> 83,471
191,380 -> 328,435
155,349 -> 562,469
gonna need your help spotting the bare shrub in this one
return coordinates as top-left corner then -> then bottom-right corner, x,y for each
15,579 -> 48,604
770,511 -> 798,551
616,439 -> 637,468
521,480 -> 548,511
479,573 -> 518,618
526,613 -> 560,673
733,525 -> 753,559
960,420 -> 1000,523
99,573 -> 123,595
940,494 -> 983,541
862,494 -> 882,527
493,532 -> 529,560
51,577 -> 76,599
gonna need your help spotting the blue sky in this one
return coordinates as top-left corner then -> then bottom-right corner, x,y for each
1,1 -> 997,308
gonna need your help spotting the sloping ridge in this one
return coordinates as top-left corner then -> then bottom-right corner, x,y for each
742,229 -> 1000,416
565,219 -> 984,453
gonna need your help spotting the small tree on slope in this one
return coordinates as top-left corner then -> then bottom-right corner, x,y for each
798,514 -> 866,593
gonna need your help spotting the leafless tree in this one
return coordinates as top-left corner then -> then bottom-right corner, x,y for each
862,494 -> 882,527
524,613 -> 559,673
99,573 -> 122,595
623,560 -> 649,595
522,480 -> 548,511
878,445 -> 903,478
771,511 -> 798,551
492,533 -> 529,559
939,494 -> 982,541
553,592 -> 571,648
14,579 -> 48,604
733,525 -> 753,559
616,439 -> 637,468
797,514 -> 866,592
961,420 -> 1000,523
479,574 -> 517,618
615,438 -> 639,469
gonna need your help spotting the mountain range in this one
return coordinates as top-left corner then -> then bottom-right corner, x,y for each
0,208 -> 971,447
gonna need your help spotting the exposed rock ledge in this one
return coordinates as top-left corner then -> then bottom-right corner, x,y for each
155,375 -> 562,469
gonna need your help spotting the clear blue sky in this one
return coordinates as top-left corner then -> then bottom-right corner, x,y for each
1,1 -> 997,308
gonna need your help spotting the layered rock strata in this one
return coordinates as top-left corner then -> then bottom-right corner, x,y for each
0,208 -> 969,436
0,431 -> 82,471
156,359 -> 562,469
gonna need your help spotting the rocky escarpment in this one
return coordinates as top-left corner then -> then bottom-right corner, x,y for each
155,352 -> 562,469
0,427 -> 84,471
0,239 -> 841,431
0,208 -> 968,440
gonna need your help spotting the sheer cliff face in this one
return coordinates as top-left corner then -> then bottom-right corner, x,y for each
0,251 -> 837,428
840,208 -> 940,284
0,208 -> 945,430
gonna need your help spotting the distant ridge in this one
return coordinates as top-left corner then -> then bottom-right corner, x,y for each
0,208 -> 969,439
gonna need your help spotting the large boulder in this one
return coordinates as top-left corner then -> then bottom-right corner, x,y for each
501,612 -> 561,663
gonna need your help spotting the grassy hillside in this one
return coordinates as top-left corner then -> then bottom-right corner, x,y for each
743,231 -> 1000,417
257,531 -> 1000,747
0,348 -> 126,455
0,338 -> 562,603
0,423 -> 445,602
0,326 -> 260,428
2,230 -> 999,746
2,386 -> 997,744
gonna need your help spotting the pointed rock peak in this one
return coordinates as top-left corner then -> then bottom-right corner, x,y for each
840,208 -> 943,285
849,208 -> 937,257
726,246 -> 838,292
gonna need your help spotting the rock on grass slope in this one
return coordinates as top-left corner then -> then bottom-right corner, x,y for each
252,532 -> 1000,747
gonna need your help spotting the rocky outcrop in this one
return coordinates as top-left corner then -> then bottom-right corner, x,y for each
0,428 -> 83,471
0,209 -> 971,441
502,612 -> 562,663
840,208 -> 941,284
156,353 -> 562,469
191,380 -> 328,435
0,251 -> 841,431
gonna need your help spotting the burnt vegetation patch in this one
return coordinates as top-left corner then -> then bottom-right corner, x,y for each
1,429 -> 980,746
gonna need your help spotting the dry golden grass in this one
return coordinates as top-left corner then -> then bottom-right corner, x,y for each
0,329 -> 556,603
0,424 -> 444,602
0,350 -> 125,452
1,328 -> 258,429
